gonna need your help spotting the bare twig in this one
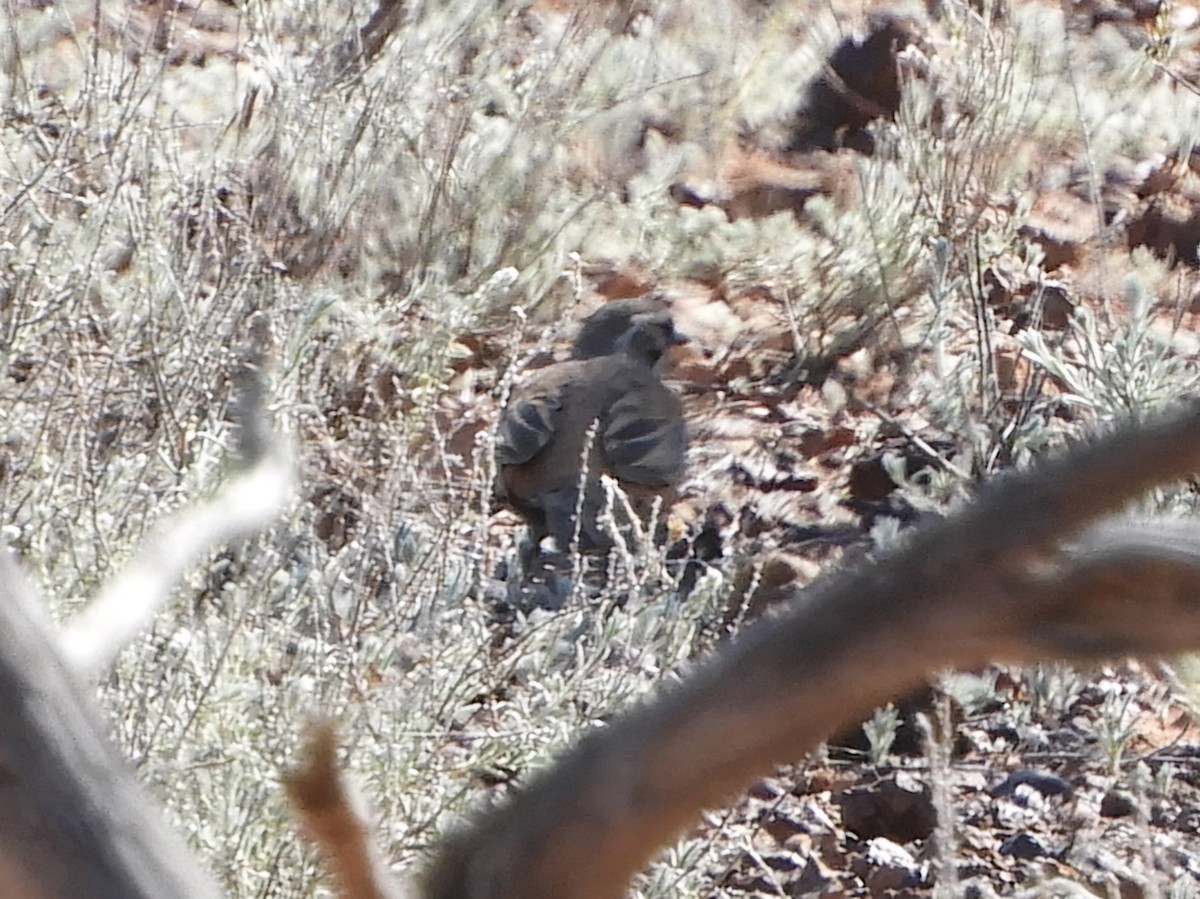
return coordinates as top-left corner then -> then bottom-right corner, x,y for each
59,445 -> 293,676
285,722 -> 403,899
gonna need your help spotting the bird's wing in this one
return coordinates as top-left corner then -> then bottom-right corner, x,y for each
495,375 -> 566,466
602,380 -> 687,487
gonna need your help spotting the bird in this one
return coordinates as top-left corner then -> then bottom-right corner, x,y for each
494,299 -> 688,561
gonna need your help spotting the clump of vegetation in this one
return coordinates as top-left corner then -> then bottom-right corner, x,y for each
5,0 -> 1200,894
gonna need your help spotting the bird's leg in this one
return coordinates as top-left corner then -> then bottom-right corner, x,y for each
503,514 -> 576,611
514,524 -> 545,581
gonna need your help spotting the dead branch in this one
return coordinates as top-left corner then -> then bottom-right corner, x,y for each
423,401 -> 1200,899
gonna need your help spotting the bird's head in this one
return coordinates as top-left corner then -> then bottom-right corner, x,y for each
615,310 -> 687,369
571,297 -> 680,360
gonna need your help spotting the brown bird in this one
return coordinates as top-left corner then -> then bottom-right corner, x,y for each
495,300 -> 688,558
